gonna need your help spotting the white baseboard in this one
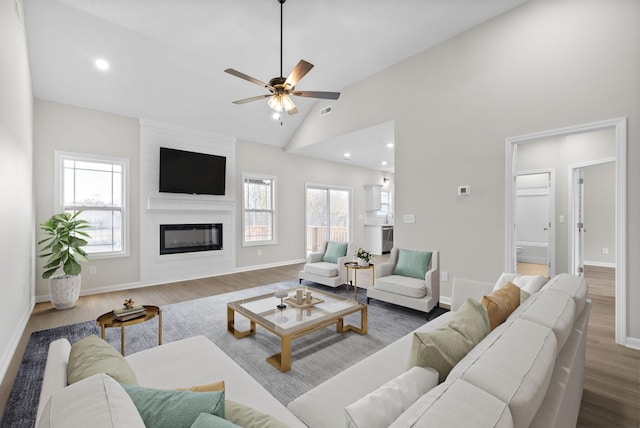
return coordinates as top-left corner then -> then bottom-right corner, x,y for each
36,259 -> 307,303
439,296 -> 452,308
584,261 -> 616,268
0,296 -> 34,383
624,336 -> 640,350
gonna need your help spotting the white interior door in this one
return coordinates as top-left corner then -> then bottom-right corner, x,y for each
572,168 -> 586,276
515,172 -> 554,276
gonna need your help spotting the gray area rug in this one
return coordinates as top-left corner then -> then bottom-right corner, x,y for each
1,282 -> 447,427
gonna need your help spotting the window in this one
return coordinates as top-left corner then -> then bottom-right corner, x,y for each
55,151 -> 129,258
243,173 -> 277,246
380,191 -> 391,214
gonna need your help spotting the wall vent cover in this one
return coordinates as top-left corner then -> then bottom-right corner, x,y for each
320,105 -> 333,117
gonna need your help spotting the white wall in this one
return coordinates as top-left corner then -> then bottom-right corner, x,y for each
236,141 -> 384,268
583,162 -> 616,266
0,0 -> 34,380
33,100 -> 140,299
287,0 -> 640,338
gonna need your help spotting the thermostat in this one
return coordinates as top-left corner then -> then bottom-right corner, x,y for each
458,185 -> 471,196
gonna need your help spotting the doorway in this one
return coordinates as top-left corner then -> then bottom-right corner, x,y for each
505,117 -> 627,345
515,171 -> 554,278
304,184 -> 351,254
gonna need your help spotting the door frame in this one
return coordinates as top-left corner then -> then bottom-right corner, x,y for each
505,117 -> 627,346
514,169 -> 555,276
568,157 -> 616,277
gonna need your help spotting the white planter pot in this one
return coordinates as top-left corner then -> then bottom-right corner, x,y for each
357,258 -> 369,267
49,274 -> 81,310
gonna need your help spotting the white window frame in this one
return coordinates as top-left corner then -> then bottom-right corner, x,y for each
242,172 -> 277,247
54,151 -> 130,259
377,190 -> 392,217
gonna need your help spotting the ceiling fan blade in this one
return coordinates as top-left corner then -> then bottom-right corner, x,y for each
292,90 -> 341,100
284,60 -> 314,88
232,94 -> 271,105
224,69 -> 271,89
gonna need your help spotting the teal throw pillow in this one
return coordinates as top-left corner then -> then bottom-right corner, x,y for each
322,241 -> 348,264
191,412 -> 240,428
393,249 -> 432,279
121,384 -> 225,428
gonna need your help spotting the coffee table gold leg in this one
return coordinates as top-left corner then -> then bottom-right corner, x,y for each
227,306 -> 256,339
101,325 -> 106,340
337,305 -> 368,335
120,325 -> 125,356
267,335 -> 292,372
158,309 -> 163,346
354,270 -> 358,300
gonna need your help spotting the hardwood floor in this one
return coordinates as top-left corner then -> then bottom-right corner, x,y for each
1,262 -> 637,427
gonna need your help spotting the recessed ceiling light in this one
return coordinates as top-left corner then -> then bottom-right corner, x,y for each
95,58 -> 110,71
381,161 -> 387,166
344,152 -> 351,158
386,143 -> 394,148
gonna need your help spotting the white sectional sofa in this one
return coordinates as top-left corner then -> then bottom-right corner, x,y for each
37,335 -> 305,427
288,273 -> 590,428
37,273 -> 589,428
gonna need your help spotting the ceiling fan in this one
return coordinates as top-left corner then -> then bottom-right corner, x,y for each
224,0 -> 340,115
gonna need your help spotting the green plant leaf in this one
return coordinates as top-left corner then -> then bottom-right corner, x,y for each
64,258 -> 82,276
43,267 -> 59,279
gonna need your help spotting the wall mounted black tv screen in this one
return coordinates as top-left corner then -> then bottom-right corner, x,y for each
159,147 -> 226,195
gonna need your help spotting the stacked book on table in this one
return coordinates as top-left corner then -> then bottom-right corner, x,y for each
113,305 -> 145,321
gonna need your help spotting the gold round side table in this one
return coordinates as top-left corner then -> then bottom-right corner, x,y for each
96,305 -> 162,355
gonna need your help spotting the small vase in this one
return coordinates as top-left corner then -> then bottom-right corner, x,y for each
357,258 -> 369,267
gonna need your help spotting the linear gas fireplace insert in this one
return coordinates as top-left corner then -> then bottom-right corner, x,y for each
160,223 -> 222,255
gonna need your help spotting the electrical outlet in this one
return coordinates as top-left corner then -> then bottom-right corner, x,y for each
602,248 -> 609,255
441,271 -> 449,282
89,266 -> 97,275
257,249 -> 262,256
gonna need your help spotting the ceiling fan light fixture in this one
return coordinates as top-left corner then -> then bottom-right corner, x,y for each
268,94 -> 284,112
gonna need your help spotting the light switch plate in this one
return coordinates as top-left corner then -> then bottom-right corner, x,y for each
403,214 -> 415,223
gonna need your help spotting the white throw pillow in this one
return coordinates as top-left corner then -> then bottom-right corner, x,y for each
493,272 -> 547,295
38,373 -> 145,428
344,366 -> 439,428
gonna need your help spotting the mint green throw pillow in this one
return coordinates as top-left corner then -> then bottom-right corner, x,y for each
122,384 -> 225,428
191,413 -> 240,428
393,249 -> 432,279
322,241 -> 348,263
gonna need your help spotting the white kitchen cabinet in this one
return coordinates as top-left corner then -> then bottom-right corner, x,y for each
365,185 -> 382,211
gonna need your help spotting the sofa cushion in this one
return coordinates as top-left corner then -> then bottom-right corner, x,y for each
407,298 -> 490,383
389,379 -> 514,428
121,384 -> 225,428
37,373 -> 145,428
493,273 -> 547,295
190,413 -> 239,428
393,249 -> 432,279
67,335 -> 138,386
322,242 -> 348,263
518,289 -> 576,351
542,273 -> 588,315
225,400 -> 288,428
375,275 -> 427,298
452,318 -> 558,428
344,366 -> 438,428
304,262 -> 339,278
481,282 -> 521,330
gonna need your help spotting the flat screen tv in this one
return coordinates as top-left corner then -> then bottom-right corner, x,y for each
159,147 -> 226,195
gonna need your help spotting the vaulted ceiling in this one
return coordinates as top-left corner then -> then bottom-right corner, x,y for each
23,0 -> 527,169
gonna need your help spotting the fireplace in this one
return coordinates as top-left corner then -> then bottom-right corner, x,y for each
160,223 -> 223,255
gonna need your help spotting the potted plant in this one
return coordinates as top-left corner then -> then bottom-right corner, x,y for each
354,248 -> 374,266
38,211 -> 91,309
